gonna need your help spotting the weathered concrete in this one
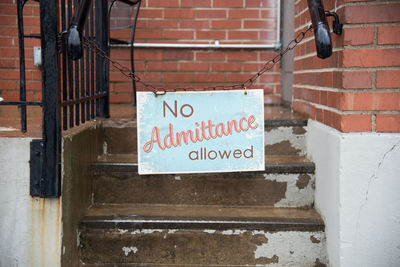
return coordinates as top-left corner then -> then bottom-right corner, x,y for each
61,121 -> 104,267
79,228 -> 327,266
308,120 -> 400,267
0,138 -> 61,267
265,126 -> 307,156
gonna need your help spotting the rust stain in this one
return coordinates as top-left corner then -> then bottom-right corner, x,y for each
296,174 -> 311,189
41,199 -> 46,266
314,258 -> 327,267
256,255 -> 279,264
310,235 -> 321,244
266,141 -> 301,155
292,126 -> 306,135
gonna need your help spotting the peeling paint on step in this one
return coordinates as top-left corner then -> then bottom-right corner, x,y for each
265,126 -> 306,156
117,229 -> 128,234
310,235 -> 321,244
254,231 -> 327,266
174,176 -> 181,181
130,229 -> 163,235
222,229 -> 247,235
264,173 -> 315,208
204,229 -> 216,234
122,246 -> 138,256
296,174 -> 311,189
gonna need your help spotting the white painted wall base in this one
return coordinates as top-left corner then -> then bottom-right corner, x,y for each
0,138 -> 61,267
307,120 -> 400,267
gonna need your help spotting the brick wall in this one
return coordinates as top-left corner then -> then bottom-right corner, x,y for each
293,0 -> 400,132
0,0 -> 281,106
0,0 -> 42,102
109,0 -> 280,104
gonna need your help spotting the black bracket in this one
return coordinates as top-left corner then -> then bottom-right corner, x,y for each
326,11 -> 343,35
30,139 -> 43,196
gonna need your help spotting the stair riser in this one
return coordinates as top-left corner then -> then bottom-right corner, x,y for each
265,126 -> 307,156
93,173 -> 315,208
80,228 -> 327,266
103,125 -> 307,157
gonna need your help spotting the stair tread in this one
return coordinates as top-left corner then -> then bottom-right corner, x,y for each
93,154 -> 315,174
81,204 -> 324,231
97,153 -> 312,164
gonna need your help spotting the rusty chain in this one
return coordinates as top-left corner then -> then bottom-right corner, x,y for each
82,25 -> 312,96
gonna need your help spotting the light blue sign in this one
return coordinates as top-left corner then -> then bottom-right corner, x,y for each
137,90 -> 264,174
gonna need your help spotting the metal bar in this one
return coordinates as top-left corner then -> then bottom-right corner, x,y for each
62,0 -> 68,130
85,15 -> 90,121
0,101 -> 42,106
40,0 -> 61,197
24,34 -> 41,38
276,0 -> 281,48
95,0 -> 110,118
61,92 -> 108,107
90,4 -> 95,119
68,0 -> 74,128
17,0 -> 27,132
74,0 -> 80,126
110,43 -> 281,49
131,0 -> 140,106
80,49 -> 85,123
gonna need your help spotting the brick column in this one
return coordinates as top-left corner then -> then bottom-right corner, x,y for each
293,0 -> 400,132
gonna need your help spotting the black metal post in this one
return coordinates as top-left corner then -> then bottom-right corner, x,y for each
40,0 -> 61,197
96,0 -> 110,118
17,0 -> 27,132
307,0 -> 332,59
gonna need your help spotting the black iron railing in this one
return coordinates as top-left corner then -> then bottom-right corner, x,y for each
1,0 -> 110,197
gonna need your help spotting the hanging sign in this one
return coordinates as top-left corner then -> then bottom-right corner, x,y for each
136,90 -> 264,174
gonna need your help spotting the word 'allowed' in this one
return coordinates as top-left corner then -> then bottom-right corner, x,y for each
137,90 -> 264,174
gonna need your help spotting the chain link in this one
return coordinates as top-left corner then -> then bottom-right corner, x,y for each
83,25 -> 312,96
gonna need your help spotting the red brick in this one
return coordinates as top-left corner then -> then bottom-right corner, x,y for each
342,71 -> 372,89
212,63 -> 241,72
229,10 -> 259,19
163,50 -> 194,61
213,0 -> 243,8
0,15 -> 16,25
163,30 -> 194,40
377,70 -> 400,89
181,0 -> 211,8
147,62 -> 178,72
180,20 -> 210,29
228,31 -> 258,40
340,92 -> 400,111
340,114 -> 371,132
147,0 -> 179,7
0,69 -> 19,79
196,31 -> 226,40
165,9 -> 195,19
244,20 -> 275,29
343,3 -> 400,24
195,10 -> 226,19
259,31 -> 276,41
343,27 -> 374,46
147,20 -> 179,29
378,26 -> 400,45
110,93 -> 132,103
246,0 -> 277,8
0,59 -> 15,68
179,62 -> 209,72
212,20 -> 241,29
195,73 -> 225,83
196,51 -> 226,61
139,9 -> 163,18
164,73 -> 194,83
0,37 -> 14,46
376,114 -> 400,132
343,49 -> 400,68
227,51 -> 258,61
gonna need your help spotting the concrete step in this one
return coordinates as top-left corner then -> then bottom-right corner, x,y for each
79,204 -> 327,266
92,154 -> 315,208
102,106 -> 308,157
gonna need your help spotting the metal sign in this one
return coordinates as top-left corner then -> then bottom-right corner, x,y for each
137,90 -> 264,174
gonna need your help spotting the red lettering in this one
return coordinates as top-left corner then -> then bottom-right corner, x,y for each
143,127 -> 165,153
239,117 -> 249,131
248,115 -> 258,129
